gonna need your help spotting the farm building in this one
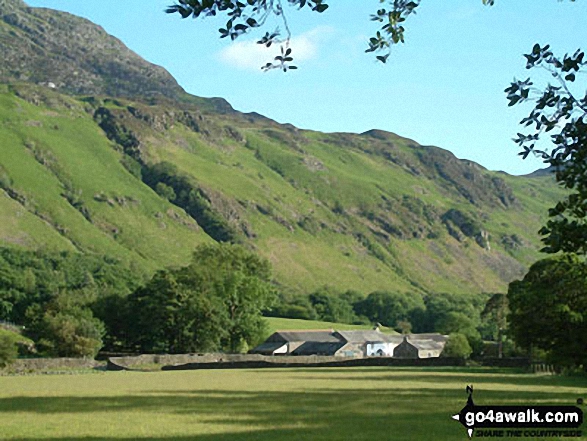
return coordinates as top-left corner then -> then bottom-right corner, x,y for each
392,334 -> 447,359
250,330 -> 345,356
250,329 -> 448,358
334,330 -> 402,357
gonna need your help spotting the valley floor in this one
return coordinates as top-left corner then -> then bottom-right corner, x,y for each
0,367 -> 584,440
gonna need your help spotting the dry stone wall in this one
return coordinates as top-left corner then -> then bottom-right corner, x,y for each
107,353 -> 467,371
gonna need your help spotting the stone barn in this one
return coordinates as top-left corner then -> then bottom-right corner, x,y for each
250,329 -> 448,359
334,330 -> 403,357
392,334 -> 448,358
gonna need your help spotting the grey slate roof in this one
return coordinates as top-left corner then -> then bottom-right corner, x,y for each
249,342 -> 287,354
272,330 -> 339,342
336,330 -> 403,344
406,333 -> 449,343
291,341 -> 346,356
410,339 -> 445,351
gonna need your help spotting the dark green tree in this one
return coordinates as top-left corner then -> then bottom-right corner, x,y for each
508,255 -> 587,370
413,292 -> 482,334
442,333 -> 473,359
0,247 -> 141,326
180,243 -> 276,352
128,243 -> 276,353
355,290 -> 424,331
155,182 -> 176,201
481,293 -> 508,339
142,162 -> 238,243
437,311 -> 478,338
0,333 -> 17,368
25,293 -> 106,358
309,286 -> 357,324
436,311 -> 483,356
265,291 -> 319,321
0,248 -> 141,357
480,293 -> 509,357
127,269 -> 226,353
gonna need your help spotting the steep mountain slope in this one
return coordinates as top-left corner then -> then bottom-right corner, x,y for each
0,0 -> 183,99
0,1 -> 567,296
0,84 -> 210,271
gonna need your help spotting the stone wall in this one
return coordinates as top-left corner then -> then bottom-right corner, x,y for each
5,357 -> 103,374
3,354 -> 522,374
107,353 -> 467,371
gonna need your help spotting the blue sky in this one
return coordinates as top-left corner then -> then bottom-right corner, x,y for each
26,0 -> 587,175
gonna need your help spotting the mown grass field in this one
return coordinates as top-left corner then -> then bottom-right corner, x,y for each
0,367 -> 584,440
264,317 -> 397,334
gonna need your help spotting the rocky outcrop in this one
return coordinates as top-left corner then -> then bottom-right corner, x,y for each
0,0 -> 183,98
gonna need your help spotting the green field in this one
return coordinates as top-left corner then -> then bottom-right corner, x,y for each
0,367 -> 584,440
264,317 -> 397,334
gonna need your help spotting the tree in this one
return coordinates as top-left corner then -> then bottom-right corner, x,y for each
266,291 -> 319,320
481,294 -> 508,339
506,45 -> 587,254
442,333 -> 473,359
183,243 -> 276,352
142,162 -> 238,243
127,243 -> 276,353
413,292 -> 482,334
0,333 -> 17,368
436,311 -> 483,356
155,182 -> 176,201
25,292 -> 106,358
508,255 -> 587,370
309,286 -> 358,324
355,290 -> 424,331
0,247 -> 142,329
481,293 -> 508,357
127,269 -> 227,353
503,41 -> 587,368
437,311 -> 478,339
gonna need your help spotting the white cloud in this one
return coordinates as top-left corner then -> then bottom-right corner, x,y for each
218,26 -> 334,72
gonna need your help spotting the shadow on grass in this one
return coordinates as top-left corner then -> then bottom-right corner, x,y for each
285,366 -> 529,375
2,384 -> 585,441
286,368 -> 587,390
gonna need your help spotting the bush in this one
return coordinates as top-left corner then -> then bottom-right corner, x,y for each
0,333 -> 17,368
442,333 -> 472,359
34,311 -> 105,358
120,154 -> 142,179
309,287 -> 358,324
27,297 -> 106,358
155,182 -> 176,201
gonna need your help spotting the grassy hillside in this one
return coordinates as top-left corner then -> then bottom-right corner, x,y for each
0,85 -> 210,271
0,82 -> 567,295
